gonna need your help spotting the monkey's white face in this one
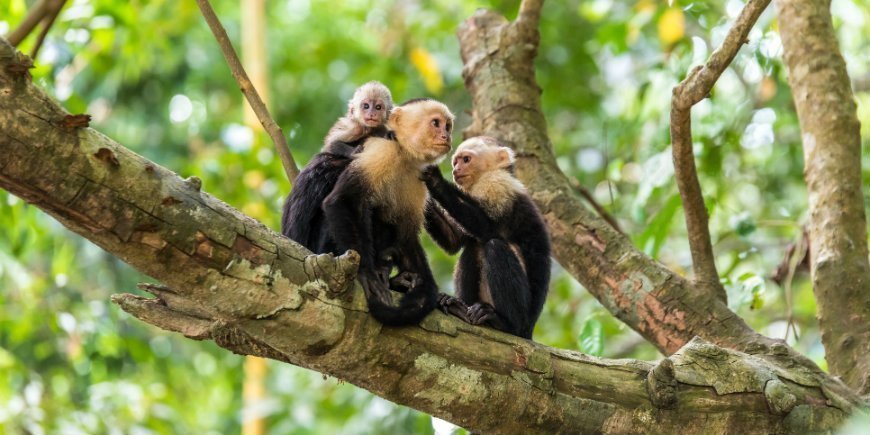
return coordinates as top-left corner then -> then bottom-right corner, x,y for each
354,97 -> 389,127
389,100 -> 454,163
451,137 -> 514,189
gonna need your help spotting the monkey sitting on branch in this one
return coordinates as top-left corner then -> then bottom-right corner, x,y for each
421,137 -> 551,339
323,98 -> 456,326
281,81 -> 393,255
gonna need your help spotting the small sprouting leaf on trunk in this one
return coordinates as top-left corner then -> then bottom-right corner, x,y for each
579,318 -> 604,356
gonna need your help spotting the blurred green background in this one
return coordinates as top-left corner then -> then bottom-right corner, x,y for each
1,0 -> 869,433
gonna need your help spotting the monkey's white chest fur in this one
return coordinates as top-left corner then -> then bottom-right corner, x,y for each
354,138 -> 429,228
465,170 -> 525,218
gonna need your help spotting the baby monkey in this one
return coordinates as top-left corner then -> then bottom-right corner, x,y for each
422,137 -> 551,339
322,81 -> 394,153
282,81 -> 393,254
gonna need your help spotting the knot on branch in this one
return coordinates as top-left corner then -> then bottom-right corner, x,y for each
764,379 -> 798,415
303,250 -> 360,298
647,357 -> 678,409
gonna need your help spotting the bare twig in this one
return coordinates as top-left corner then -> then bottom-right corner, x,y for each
193,0 -> 300,182
568,178 -> 623,235
670,0 -> 771,301
7,0 -> 51,46
30,0 -> 66,59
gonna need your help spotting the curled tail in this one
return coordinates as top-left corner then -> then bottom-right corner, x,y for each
365,283 -> 437,326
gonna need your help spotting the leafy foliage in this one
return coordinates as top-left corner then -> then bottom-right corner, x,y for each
1,0 -> 869,432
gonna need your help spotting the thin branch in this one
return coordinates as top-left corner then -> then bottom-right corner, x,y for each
193,0 -> 300,183
6,0 -> 51,46
670,0 -> 771,300
29,0 -> 66,59
517,0 -> 544,29
568,178 -> 623,235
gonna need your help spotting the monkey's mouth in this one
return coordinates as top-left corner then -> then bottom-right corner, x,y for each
363,118 -> 380,126
453,174 -> 468,184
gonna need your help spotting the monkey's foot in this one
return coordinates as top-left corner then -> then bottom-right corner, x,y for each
359,270 -> 393,306
389,271 -> 421,293
467,302 -> 498,325
438,294 -> 471,322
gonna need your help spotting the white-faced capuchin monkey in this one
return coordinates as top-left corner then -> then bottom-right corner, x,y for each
323,81 -> 394,153
323,98 -> 455,326
281,81 -> 393,254
421,136 -> 551,339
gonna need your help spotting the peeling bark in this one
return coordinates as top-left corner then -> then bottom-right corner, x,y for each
776,0 -> 870,390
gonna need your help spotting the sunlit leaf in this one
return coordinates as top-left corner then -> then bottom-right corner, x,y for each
579,318 -> 604,356
657,7 -> 685,46
410,47 -> 444,95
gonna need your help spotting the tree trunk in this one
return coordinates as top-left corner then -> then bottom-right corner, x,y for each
0,37 -> 860,433
776,0 -> 870,392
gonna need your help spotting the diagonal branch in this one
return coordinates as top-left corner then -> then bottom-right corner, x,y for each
0,38 -> 859,430
670,0 -> 771,301
776,0 -> 870,392
517,0 -> 544,30
193,0 -> 299,182
29,0 -> 66,59
6,0 -> 52,46
453,4 -> 862,406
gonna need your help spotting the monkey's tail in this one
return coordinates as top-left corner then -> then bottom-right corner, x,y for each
365,285 -> 437,326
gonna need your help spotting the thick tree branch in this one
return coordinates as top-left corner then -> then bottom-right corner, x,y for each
453,7 -> 861,406
0,37 -> 860,432
670,0 -> 771,300
776,0 -> 870,391
194,0 -> 299,182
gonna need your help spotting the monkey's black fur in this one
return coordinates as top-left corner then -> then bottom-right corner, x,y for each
280,126 -> 390,254
422,167 -> 551,339
322,159 -> 439,326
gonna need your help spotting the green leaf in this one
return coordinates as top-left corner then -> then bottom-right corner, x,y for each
579,318 -> 604,356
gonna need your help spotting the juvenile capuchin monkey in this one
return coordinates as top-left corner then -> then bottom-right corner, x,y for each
281,81 -> 393,254
421,136 -> 551,339
323,98 -> 455,326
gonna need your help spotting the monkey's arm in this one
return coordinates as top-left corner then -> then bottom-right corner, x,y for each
323,117 -> 367,150
512,196 -> 552,324
420,167 -> 496,240
479,239 -> 533,338
423,200 -> 463,254
281,153 -> 351,253
323,170 -> 389,302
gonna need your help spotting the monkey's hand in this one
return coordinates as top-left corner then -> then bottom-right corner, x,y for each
419,165 -> 443,185
389,271 -> 421,293
358,269 -> 393,306
467,302 -> 499,325
438,293 -> 471,322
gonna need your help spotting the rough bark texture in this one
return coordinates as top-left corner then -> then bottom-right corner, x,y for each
776,0 -> 870,392
454,5 -> 852,400
670,0 -> 771,301
0,37 -> 861,433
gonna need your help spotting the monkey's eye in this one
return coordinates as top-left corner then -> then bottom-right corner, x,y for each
375,104 -> 382,110
446,122 -> 452,132
432,119 -> 440,128
462,156 -> 471,164
363,103 -> 370,109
